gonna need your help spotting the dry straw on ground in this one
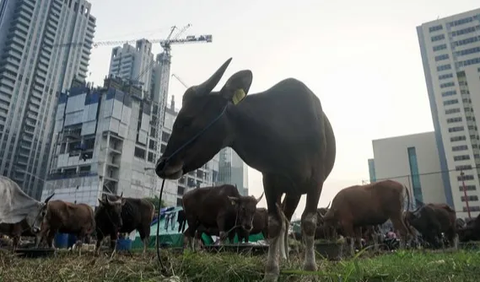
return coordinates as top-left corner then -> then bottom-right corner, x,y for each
0,248 -> 479,282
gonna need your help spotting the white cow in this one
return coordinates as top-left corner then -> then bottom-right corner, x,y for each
0,176 -> 54,250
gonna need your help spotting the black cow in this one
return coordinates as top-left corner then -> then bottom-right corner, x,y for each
181,184 -> 263,250
458,214 -> 480,243
94,193 -> 155,255
237,208 -> 268,243
404,203 -> 457,249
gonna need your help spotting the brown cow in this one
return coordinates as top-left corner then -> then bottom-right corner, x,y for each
320,180 -> 411,255
36,200 -> 95,253
404,203 -> 457,249
237,208 -> 268,243
155,58 -> 336,281
181,184 -> 263,250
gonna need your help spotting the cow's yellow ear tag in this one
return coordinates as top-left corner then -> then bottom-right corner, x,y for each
232,89 -> 246,105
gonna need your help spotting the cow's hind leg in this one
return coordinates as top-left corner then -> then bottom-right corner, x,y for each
139,227 -> 149,256
301,182 -> 323,272
263,175 -> 283,282
282,194 -> 301,259
391,215 -> 409,249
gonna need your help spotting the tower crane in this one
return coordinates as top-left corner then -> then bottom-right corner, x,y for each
52,25 -> 213,196
171,73 -> 189,89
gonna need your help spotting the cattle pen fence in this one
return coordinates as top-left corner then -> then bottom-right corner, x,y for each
360,165 -> 480,221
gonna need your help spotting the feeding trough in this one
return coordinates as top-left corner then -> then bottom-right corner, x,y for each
314,240 -> 343,260
204,243 -> 269,256
14,248 -> 55,258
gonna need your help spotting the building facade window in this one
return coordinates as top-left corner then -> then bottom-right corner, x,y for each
442,90 -> 456,97
429,25 -> 443,32
454,155 -> 471,161
407,147 -> 423,207
437,64 -> 452,71
443,99 -> 458,105
431,34 -> 445,42
461,195 -> 479,201
439,73 -> 453,80
459,185 -> 476,191
368,159 -> 376,183
448,126 -> 465,132
433,44 -> 447,51
450,135 -> 466,142
452,145 -> 468,151
447,117 -> 462,123
445,108 -> 461,115
440,82 -> 455,88
457,174 -> 474,181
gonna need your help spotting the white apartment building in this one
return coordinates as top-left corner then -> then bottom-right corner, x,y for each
0,0 -> 95,199
41,78 -> 219,207
417,9 -> 480,219
108,39 -> 154,97
370,132 -> 447,210
217,147 -> 249,196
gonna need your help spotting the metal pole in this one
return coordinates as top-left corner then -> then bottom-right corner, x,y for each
461,171 -> 471,219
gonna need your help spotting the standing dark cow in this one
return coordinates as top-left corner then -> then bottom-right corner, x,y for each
35,200 -> 95,253
95,193 -> 154,255
237,208 -> 268,243
458,214 -> 480,242
181,184 -> 263,250
404,203 -> 457,249
320,180 -> 411,255
155,58 -> 336,281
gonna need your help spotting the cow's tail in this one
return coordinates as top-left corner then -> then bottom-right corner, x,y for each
404,185 -> 411,213
403,185 -> 414,236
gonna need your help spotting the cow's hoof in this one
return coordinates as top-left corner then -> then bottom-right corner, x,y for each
265,263 -> 279,280
304,262 -> 317,272
264,273 -> 279,282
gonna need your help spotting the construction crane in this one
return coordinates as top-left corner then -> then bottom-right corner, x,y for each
52,25 -> 212,197
171,73 -> 189,89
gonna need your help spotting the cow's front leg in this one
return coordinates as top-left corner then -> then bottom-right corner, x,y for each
46,230 -> 56,249
110,232 -> 118,257
216,214 -> 229,245
95,231 -> 104,256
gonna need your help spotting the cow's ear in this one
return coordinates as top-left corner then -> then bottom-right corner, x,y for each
227,196 -> 240,206
219,70 -> 253,105
98,198 -> 106,206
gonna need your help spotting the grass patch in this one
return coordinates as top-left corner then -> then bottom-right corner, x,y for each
0,249 -> 479,282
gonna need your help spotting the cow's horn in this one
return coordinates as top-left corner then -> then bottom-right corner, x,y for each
196,58 -> 232,95
256,192 -> 264,204
326,201 -> 331,210
44,193 -> 55,203
120,192 -> 123,198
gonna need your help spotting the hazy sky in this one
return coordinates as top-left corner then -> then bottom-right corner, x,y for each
87,0 -> 479,218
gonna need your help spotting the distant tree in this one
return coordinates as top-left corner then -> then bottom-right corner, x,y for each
145,195 -> 166,211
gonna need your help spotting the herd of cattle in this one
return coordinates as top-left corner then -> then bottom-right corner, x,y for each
178,179 -> 480,256
2,175 -> 479,258
0,175 -> 155,255
2,58 -> 480,281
